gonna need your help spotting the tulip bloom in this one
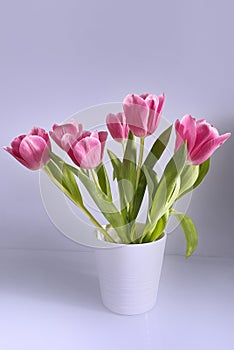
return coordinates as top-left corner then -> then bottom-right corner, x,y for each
175,115 -> 231,165
3,127 -> 51,170
123,93 -> 165,137
106,112 -> 129,142
50,119 -> 83,151
68,131 -> 108,169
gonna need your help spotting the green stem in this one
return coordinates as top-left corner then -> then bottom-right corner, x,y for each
45,158 -> 116,243
90,169 -> 100,189
136,137 -> 145,187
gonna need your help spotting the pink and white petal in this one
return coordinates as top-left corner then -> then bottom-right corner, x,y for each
180,115 -> 197,153
191,133 -> 231,165
77,130 -> 91,142
140,93 -> 149,100
157,93 -> 165,114
11,135 -> 26,157
175,120 -> 185,151
29,127 -> 51,149
73,137 -> 102,169
97,131 -> 108,158
19,135 -> 49,170
123,95 -> 149,137
192,121 -> 219,155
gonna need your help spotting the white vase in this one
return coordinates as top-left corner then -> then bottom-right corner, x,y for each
95,223 -> 167,315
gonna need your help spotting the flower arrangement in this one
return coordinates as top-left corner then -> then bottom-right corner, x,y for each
3,93 -> 231,257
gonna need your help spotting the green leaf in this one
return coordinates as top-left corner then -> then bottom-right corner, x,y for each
144,125 -> 173,168
76,169 -> 129,243
148,213 -> 168,242
178,164 -> 199,198
96,163 -> 112,200
128,125 -> 173,222
45,161 -> 84,209
107,149 -> 122,181
142,165 -> 158,213
62,165 -> 84,205
149,143 -> 187,224
170,209 -> 198,258
179,158 -> 210,197
193,158 -> 210,190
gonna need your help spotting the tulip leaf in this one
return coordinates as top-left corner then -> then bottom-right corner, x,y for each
149,142 -> 187,224
170,209 -> 198,258
44,161 -> 84,209
62,165 -> 83,205
128,125 -> 173,221
107,149 -> 122,181
144,125 -> 173,168
96,163 -> 112,200
178,158 -> 210,198
178,164 -> 199,197
75,168 -> 129,243
147,214 -> 168,242
193,158 -> 210,190
142,165 -> 158,213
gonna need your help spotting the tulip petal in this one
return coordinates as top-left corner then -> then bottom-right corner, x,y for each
29,127 -> 51,149
19,135 -> 50,170
72,137 -> 102,169
145,95 -> 160,135
50,122 -> 82,150
175,115 -> 196,153
191,133 -> 231,165
106,112 -> 129,142
11,135 -> 26,157
123,94 -> 149,137
191,120 -> 219,156
97,131 -> 108,159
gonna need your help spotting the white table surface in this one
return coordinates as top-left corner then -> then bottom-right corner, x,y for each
0,250 -> 233,350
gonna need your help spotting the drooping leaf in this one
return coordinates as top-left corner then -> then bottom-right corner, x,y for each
170,209 -> 198,258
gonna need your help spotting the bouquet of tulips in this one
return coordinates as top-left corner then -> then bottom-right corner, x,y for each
3,93 -> 231,257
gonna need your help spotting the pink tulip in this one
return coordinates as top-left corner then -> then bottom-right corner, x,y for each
50,119 -> 83,151
68,131 -> 108,169
123,93 -> 165,137
175,115 -> 231,165
3,127 -> 51,170
106,112 -> 129,142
